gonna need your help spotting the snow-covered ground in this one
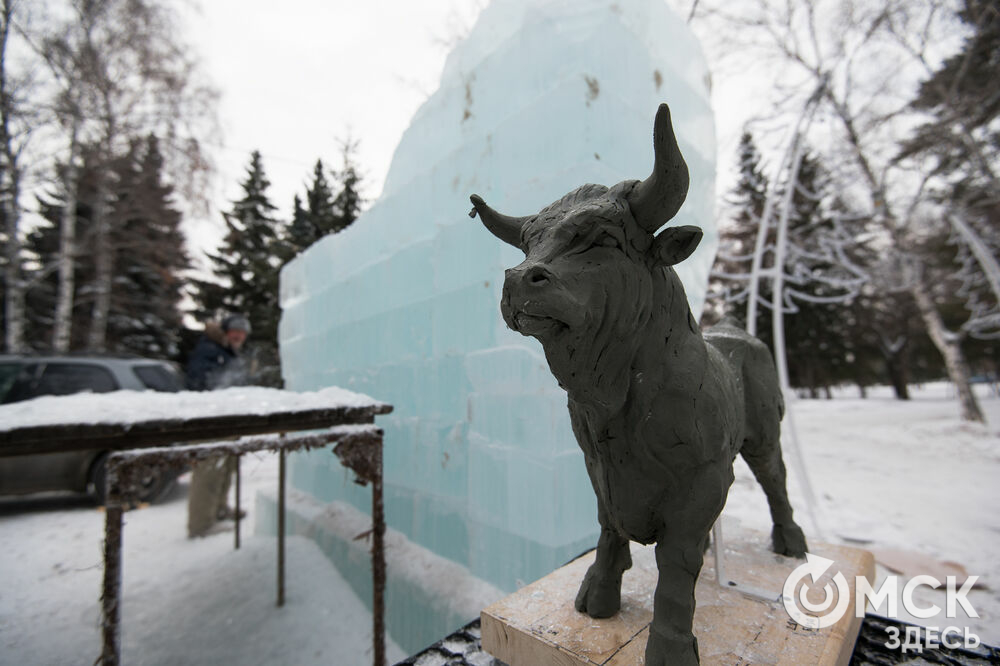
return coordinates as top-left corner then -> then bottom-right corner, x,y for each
0,381 -> 997,664
0,454 -> 407,666
724,381 -> 1000,646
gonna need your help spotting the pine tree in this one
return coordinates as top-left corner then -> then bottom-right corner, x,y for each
331,138 -> 364,233
781,152 -> 871,396
707,133 -> 874,395
286,159 -> 338,257
106,135 -> 189,357
25,147 -> 103,352
285,193 -> 313,257
705,130 -> 774,338
899,0 -> 999,342
195,150 -> 287,386
22,137 -> 189,358
306,158 -> 338,236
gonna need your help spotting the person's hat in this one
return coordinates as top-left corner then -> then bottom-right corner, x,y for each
222,314 -> 251,334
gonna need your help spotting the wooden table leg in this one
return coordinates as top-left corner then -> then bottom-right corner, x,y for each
101,504 -> 124,666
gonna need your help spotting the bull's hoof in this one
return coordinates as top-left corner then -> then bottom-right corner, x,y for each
645,629 -> 699,666
772,522 -> 808,558
574,564 -> 623,618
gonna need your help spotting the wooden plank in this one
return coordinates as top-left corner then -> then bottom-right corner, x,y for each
482,531 -> 874,666
0,403 -> 392,457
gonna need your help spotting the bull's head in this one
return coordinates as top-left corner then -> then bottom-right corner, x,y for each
471,104 -> 702,404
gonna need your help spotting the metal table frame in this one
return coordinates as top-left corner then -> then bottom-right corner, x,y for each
0,399 -> 392,666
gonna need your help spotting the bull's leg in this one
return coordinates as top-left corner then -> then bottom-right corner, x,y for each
575,498 -> 632,619
645,534 -> 707,666
740,445 -> 807,557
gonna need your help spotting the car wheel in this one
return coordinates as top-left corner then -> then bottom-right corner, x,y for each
88,453 -> 109,505
133,467 -> 174,504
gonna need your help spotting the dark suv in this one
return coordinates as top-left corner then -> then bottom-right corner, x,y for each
0,355 -> 186,503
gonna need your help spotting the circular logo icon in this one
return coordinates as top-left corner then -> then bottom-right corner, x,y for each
782,554 -> 851,629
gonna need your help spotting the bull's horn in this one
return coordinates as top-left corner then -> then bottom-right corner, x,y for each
469,194 -> 531,248
626,103 -> 690,233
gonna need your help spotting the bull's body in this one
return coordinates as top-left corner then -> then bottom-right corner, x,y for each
471,104 -> 806,665
572,305 -> 784,549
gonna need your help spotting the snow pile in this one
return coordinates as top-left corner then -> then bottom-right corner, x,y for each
0,385 -> 385,431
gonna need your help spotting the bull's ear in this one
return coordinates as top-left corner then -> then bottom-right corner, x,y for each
650,225 -> 702,266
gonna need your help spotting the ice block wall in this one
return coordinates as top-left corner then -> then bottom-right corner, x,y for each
279,0 -> 715,630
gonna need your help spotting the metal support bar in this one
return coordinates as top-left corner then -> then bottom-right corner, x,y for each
372,435 -> 386,666
277,446 -> 286,607
713,519 -> 781,603
234,455 -> 242,550
81,420 -> 388,666
101,505 -> 123,666
713,520 -> 726,586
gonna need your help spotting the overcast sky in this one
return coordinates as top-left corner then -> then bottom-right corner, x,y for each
178,0 -> 483,264
177,0 -> 759,267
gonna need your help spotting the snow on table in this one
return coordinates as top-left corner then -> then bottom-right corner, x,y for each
0,386 -> 393,457
0,385 -> 386,431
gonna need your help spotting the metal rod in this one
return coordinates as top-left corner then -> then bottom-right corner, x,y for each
101,504 -> 123,666
372,435 -> 386,666
234,455 -> 241,550
712,518 -> 780,602
712,519 -> 726,587
277,446 -> 286,607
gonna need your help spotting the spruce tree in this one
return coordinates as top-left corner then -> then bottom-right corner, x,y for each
26,146 -> 104,352
106,135 -> 189,357
195,150 -> 287,386
899,0 -> 999,342
286,193 -> 313,257
332,138 -> 364,233
286,159 -> 338,257
23,138 -> 189,358
781,152 -> 864,395
306,159 -> 338,237
708,133 -> 876,395
705,130 -> 773,337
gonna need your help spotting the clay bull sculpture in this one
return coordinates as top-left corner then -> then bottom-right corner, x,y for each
470,104 -> 807,665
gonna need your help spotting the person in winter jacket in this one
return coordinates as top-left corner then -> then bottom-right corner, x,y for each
185,314 -> 251,391
185,314 -> 251,537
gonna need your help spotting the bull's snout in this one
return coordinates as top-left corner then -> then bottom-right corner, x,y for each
505,262 -> 554,289
500,262 -> 573,339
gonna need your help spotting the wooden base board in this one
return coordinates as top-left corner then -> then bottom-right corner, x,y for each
481,530 -> 874,665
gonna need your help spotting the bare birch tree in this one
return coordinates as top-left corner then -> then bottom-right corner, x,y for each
0,0 -> 37,353
19,0 -> 217,351
694,0 -> 987,421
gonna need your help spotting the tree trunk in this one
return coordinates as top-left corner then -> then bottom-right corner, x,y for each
882,349 -> 910,401
53,141 -> 79,353
0,0 -> 23,353
2,167 -> 22,352
87,172 -> 111,351
910,283 -> 985,423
